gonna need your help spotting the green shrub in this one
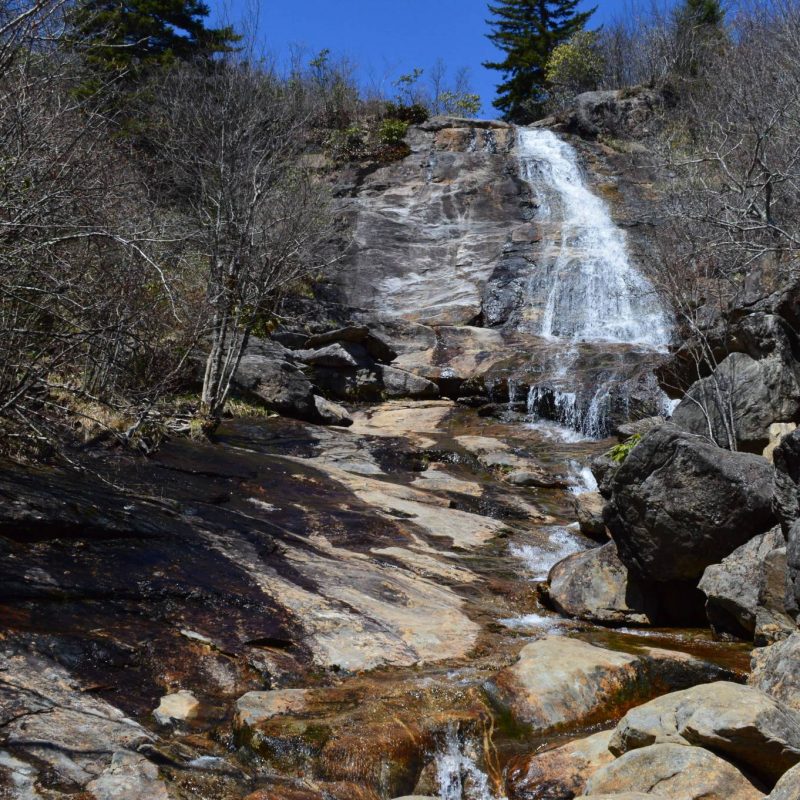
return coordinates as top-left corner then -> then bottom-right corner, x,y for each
607,433 -> 642,464
378,118 -> 409,145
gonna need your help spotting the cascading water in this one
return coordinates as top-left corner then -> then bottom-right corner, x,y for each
518,129 -> 669,346
434,726 -> 506,800
515,128 -> 672,437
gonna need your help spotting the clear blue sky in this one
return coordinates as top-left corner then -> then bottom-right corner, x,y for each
208,0 -> 649,117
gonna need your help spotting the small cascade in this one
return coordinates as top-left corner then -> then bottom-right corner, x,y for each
434,726 -> 505,800
514,128 -> 672,437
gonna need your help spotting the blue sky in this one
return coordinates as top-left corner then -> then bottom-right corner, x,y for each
208,0 -> 642,116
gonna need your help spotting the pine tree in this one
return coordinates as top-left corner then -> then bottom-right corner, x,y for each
673,0 -> 725,76
73,0 -> 240,74
484,0 -> 595,123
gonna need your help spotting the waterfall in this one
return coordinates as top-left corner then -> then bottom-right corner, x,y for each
518,128 -> 669,346
515,128 -> 671,437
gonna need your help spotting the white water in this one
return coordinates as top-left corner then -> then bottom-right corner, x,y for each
435,726 -> 506,800
518,128 -> 670,347
509,526 -> 585,581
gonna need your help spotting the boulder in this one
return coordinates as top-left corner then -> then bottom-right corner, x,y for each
699,527 -> 786,638
575,795 -> 653,800
305,326 -> 397,364
233,352 -> 317,420
545,542 -> 656,626
574,491 -> 608,540
590,452 -> 619,499
753,543 -> 796,645
670,350 -> 800,453
487,637 -> 734,733
379,365 -> 440,399
768,762 -> 800,800
504,729 -> 614,800
583,743 -> 765,800
604,424 -> 778,584
153,690 -> 200,725
234,689 -> 309,730
295,343 -> 361,368
543,87 -> 664,139
608,681 -> 800,784
773,428 -> 800,534
732,260 -> 800,331
788,519 -> 800,618
313,395 -> 353,427
750,634 -> 800,713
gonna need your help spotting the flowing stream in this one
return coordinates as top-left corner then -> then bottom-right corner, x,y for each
514,128 -> 672,438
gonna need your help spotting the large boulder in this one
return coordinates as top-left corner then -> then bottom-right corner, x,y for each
608,681 -> 800,784
487,637 -> 734,733
504,729 -> 614,800
583,743 -> 765,800
542,87 -> 664,139
604,424 -> 778,584
670,350 -> 800,453
379,365 -> 440,399
305,325 -> 398,364
545,542 -> 657,626
698,527 -> 786,639
750,633 -> 800,713
233,339 -> 318,421
788,519 -> 800,619
755,544 -> 796,644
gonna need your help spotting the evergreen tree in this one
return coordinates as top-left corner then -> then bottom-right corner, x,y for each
72,0 -> 239,74
484,0 -> 595,122
673,0 -> 725,76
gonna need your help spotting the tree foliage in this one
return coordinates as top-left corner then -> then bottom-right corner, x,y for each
545,29 -> 604,100
71,0 -> 239,74
484,0 -> 595,122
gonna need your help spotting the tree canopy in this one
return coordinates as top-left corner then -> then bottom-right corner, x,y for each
484,0 -> 596,122
73,0 -> 240,73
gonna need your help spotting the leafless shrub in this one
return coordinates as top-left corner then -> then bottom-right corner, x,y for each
143,58 -> 334,421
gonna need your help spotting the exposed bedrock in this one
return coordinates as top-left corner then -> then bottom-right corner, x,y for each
331,121 -> 527,327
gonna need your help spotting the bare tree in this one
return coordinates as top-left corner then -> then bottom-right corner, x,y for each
642,0 -> 800,450
145,59 -> 333,422
0,0 -> 195,456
